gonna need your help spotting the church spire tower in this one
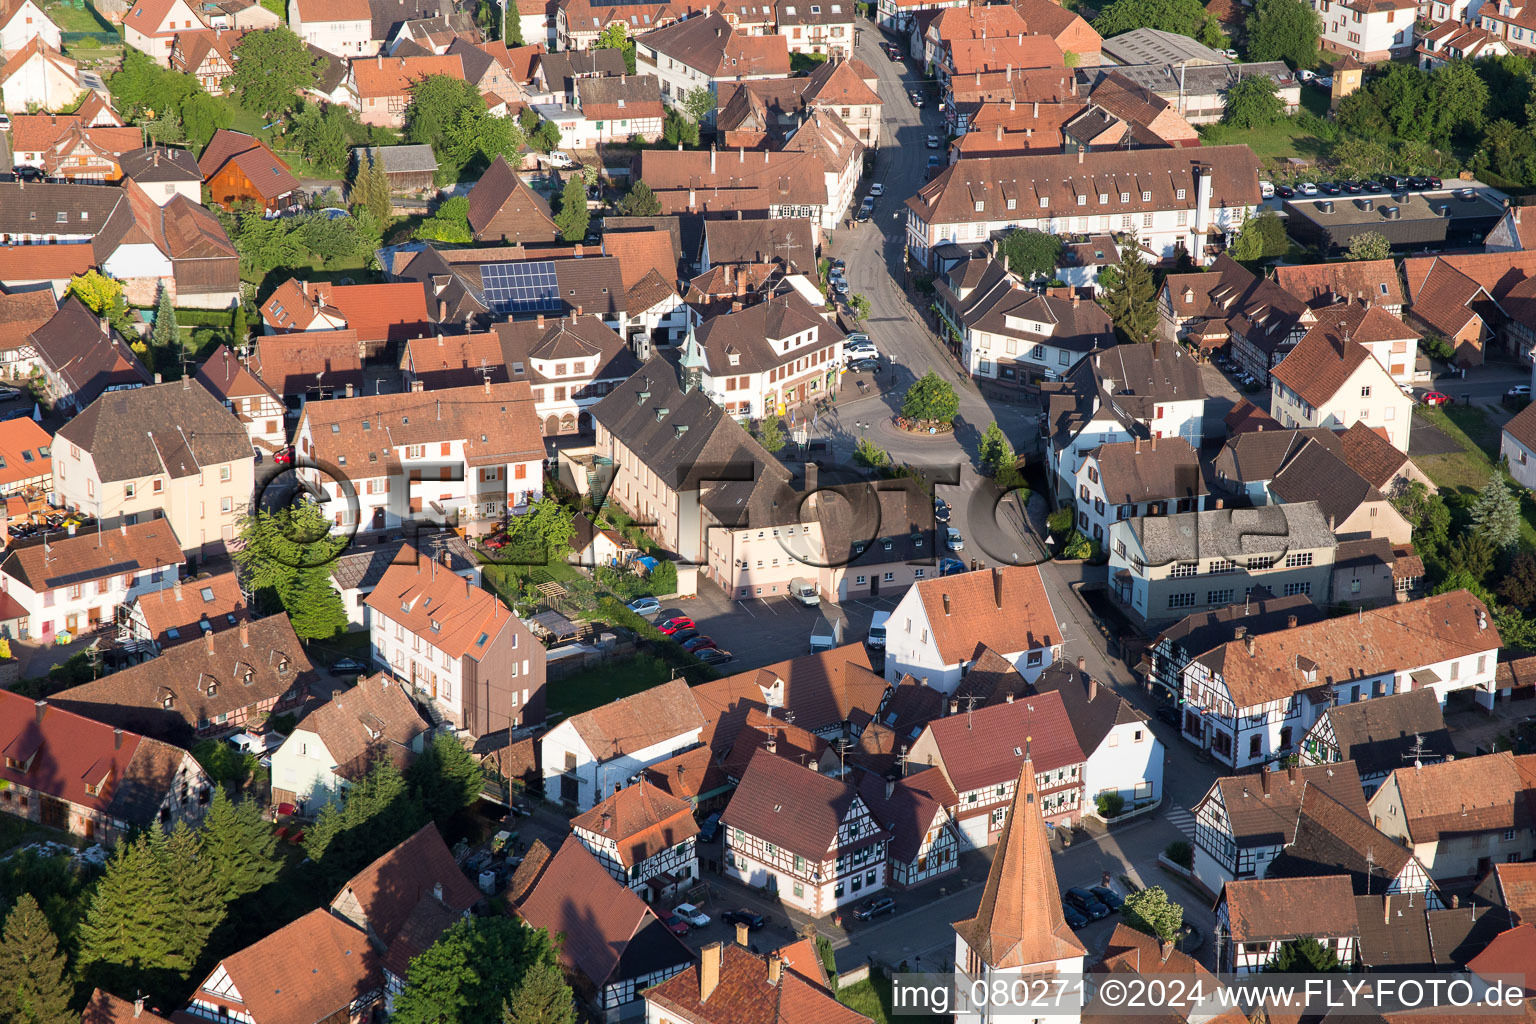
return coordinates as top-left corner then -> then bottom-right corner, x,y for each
679,322 -> 707,393
952,744 -> 1086,1023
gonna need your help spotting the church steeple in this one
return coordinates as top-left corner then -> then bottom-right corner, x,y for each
953,746 -> 1087,971
679,322 -> 707,393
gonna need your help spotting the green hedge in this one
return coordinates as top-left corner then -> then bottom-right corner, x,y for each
174,309 -> 239,327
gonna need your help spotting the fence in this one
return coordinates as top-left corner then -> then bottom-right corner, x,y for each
60,30 -> 123,47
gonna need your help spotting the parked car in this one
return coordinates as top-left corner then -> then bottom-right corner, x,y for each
330,657 -> 370,675
0,114 -> 10,131
926,134 -> 940,149
1275,184 -> 1295,199
830,258 -> 846,271
849,357 -> 881,372
946,526 -> 964,551
722,908 -> 766,929
252,447 -> 264,464
1317,75 -> 1334,86
1064,887 -> 1111,920
672,630 -> 700,646
698,813 -> 722,841
1298,68 -> 1317,81
933,497 -> 951,523
1089,886 -> 1125,911
869,183 -> 884,197
1219,48 -> 1238,59
1259,180 -> 1275,198
273,447 -> 293,465
1421,391 -> 1452,406
1509,385 -> 1532,397
1363,180 -> 1385,193
1155,703 -> 1181,727
1427,176 -> 1443,189
852,896 -> 896,920
12,165 -> 41,182
926,155 -> 942,171
939,557 -> 965,576
1340,180 -> 1362,193
1298,181 -> 1319,195
658,616 -> 694,634
682,635 -> 717,653
663,914 -> 690,936
1062,902 -> 1090,929
696,648 -> 735,666
1318,181 -> 1341,195
909,90 -> 924,107
673,903 -> 710,927
627,596 -> 662,618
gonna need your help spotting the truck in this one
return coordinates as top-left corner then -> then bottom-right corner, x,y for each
867,611 -> 891,649
789,577 -> 820,606
810,615 -> 844,653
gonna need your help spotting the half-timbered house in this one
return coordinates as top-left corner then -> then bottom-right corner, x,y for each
1142,594 -> 1322,705
856,767 -> 959,889
571,779 -> 700,903
722,752 -> 889,915
1297,688 -> 1455,797
1216,875 -> 1360,972
1191,761 -> 1368,895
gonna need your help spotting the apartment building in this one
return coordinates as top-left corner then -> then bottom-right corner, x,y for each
52,381 -> 255,560
1176,590 -> 1500,771
365,549 -> 545,734
1073,436 -> 1204,546
636,12 -> 789,117
293,380 -> 545,536
905,145 -> 1262,268
1107,502 -> 1338,627
1311,0 -> 1417,61
680,291 -> 845,420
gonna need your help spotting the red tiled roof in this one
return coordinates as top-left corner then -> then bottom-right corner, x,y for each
645,943 -> 870,1024
248,328 -> 363,397
352,54 -> 465,98
82,990 -> 175,1024
198,909 -> 381,1024
1467,923 -> 1536,987
723,751 -> 885,860
567,677 -> 705,761
198,130 -> 299,201
917,690 -> 1085,794
913,564 -> 1058,666
9,112 -> 80,155
1222,875 -> 1359,941
313,283 -> 434,344
364,553 -> 518,659
689,645 -> 882,745
131,571 -> 248,647
0,244 -> 94,284
571,778 -> 699,867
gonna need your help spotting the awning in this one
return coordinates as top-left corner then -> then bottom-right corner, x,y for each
1410,668 -> 1442,688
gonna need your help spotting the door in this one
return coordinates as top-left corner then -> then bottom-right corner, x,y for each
870,575 -> 880,596
65,613 -> 79,634
40,797 -> 66,829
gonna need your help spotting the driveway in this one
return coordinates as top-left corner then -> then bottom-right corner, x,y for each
668,577 -> 897,671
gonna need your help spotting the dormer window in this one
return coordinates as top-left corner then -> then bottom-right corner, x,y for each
1076,194 -> 1086,206
1176,188 -> 1186,200
1099,193 -> 1108,204
207,681 -> 218,697
974,200 -> 984,212
1141,191 -> 1151,202
430,619 -> 441,633
1120,192 -> 1130,203
1039,197 -> 1049,208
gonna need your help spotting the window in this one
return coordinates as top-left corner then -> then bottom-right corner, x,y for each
1283,581 -> 1312,596
1361,385 -> 1372,398
1208,589 -> 1234,604
1170,563 -> 1197,578
1141,191 -> 1151,202
1176,188 -> 1186,200
1120,192 -> 1130,203
220,465 -> 232,482
1168,592 -> 1196,609
1284,552 -> 1313,568
124,482 -> 135,499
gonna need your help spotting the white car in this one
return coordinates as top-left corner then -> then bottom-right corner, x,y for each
1509,385 -> 1532,397
1298,69 -> 1317,82
845,340 -> 877,360
1220,48 -> 1239,59
946,527 -> 964,552
926,135 -> 941,149
1259,180 -> 1275,199
673,903 -> 710,927
0,114 -> 10,131
545,151 -> 576,169
869,183 -> 884,197
1298,182 -> 1319,196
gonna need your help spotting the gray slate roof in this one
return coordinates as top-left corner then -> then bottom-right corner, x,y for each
119,146 -> 202,183
330,533 -> 477,591
361,145 -> 440,174
1126,501 -> 1336,565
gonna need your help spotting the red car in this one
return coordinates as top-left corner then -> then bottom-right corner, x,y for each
658,616 -> 695,635
1421,391 -> 1452,406
662,913 -> 690,936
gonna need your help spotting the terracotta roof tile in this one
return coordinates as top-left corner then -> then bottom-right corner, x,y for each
290,673 -> 428,781
0,414 -> 51,491
719,708 -> 830,780
567,677 -> 706,761
465,155 -> 558,243
0,243 -> 93,285
352,53 -> 466,98
1383,751 -> 1536,843
1505,401 -> 1536,455
1273,259 -> 1405,309
1211,761 -> 1368,847
571,778 -> 699,867
917,692 -> 1085,797
855,766 -> 957,864
131,571 -> 250,648
197,130 -> 299,201
249,329 -> 364,398
723,751 -> 884,859
1405,258 -> 1490,337
1466,922 -> 1536,981
364,552 -> 523,659
197,909 -> 381,1024
1491,862 -> 1536,924
1266,783 -> 1426,895
645,942 -> 871,1024
1222,875 -> 1359,942
690,646 -> 882,747
642,745 -> 730,802
1336,420 -> 1415,489
1,519 -> 183,593
912,564 -> 1057,667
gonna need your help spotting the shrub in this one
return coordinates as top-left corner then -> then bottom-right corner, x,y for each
1165,840 -> 1194,869
1059,530 -> 1094,560
1047,506 -> 1075,535
1096,792 -> 1126,818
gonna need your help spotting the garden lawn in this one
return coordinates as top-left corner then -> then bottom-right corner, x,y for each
1415,404 -> 1536,551
1202,89 -> 1332,167
47,0 -> 115,33
546,652 -> 676,718
837,974 -> 949,1024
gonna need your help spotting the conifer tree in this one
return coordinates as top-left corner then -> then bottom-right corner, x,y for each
0,894 -> 74,1024
201,788 -> 282,903
151,286 -> 180,358
503,960 -> 575,1024
1099,240 -> 1159,344
77,834 -> 179,997
409,732 -> 485,824
164,822 -> 225,971
350,151 -> 393,225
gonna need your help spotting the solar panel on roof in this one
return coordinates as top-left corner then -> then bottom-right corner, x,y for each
480,260 -> 562,314
43,560 -> 142,591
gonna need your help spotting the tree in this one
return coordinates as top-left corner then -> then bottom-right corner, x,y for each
532,119 -> 562,153
0,895 -> 73,1024
503,960 -> 576,1024
977,422 -> 1015,476
409,733 -> 486,824
229,28 -> 324,117
662,108 -> 699,147
151,285 -> 181,356
1099,241 -> 1158,343
415,195 -> 474,243
500,499 -> 578,562
1121,886 -> 1183,942
618,182 -> 662,216
854,436 -> 889,469
848,293 -> 872,321
1346,231 -> 1392,261
66,270 -> 124,316
164,822 -> 226,970
759,416 -> 786,453
303,756 -> 426,886
1245,0 -> 1320,67
232,502 -> 349,639
393,918 -> 563,1024
405,74 -> 484,149
77,833 -> 183,1001
1266,937 -> 1342,972
998,229 -> 1063,280
1223,77 -> 1286,129
179,89 -> 232,149
193,738 -> 257,791
506,5 -> 524,44
292,101 -> 357,174
1471,475 -> 1521,551
1446,530 -> 1496,582
1230,210 -> 1289,262
351,149 -> 394,224
1392,480 -> 1450,556
201,787 -> 282,902
682,86 -> 714,126
901,371 -> 960,425
555,175 -> 590,242
229,213 -> 308,278
1503,552 -> 1536,609
1095,0 -> 1223,46
594,22 -> 636,75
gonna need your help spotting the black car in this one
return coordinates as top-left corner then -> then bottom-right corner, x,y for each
1275,184 -> 1295,199
1363,179 -> 1385,193
696,648 -> 736,666
852,896 -> 896,921
1407,175 -> 1429,190
672,630 -> 700,645
1090,886 -> 1125,911
722,908 -> 767,929
1317,181 -> 1341,195
12,165 -> 41,182
1427,175 -> 1443,189
1155,703 -> 1181,727
1383,174 -> 1410,192
330,657 -> 371,675
933,497 -> 951,523
1064,887 -> 1111,920
1062,902 -> 1089,928
698,813 -> 722,841
1340,180 -> 1362,193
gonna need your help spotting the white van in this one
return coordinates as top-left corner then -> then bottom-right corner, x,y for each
789,577 -> 820,606
867,610 -> 891,649
545,151 -> 576,169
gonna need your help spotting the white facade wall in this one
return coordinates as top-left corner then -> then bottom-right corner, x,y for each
540,718 -> 704,812
0,1 -> 60,55
881,585 -> 1057,690
1,557 -> 178,640
1271,357 -> 1413,452
1084,719 -> 1163,809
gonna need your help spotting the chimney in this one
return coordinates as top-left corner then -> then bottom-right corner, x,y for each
134,998 -> 145,1019
537,313 -> 545,328
205,630 -> 215,656
700,943 -> 723,1001
767,952 -> 783,986
433,881 -> 443,901
942,593 -> 951,615
34,699 -> 45,724
345,383 -> 354,398
1159,938 -> 1174,963
174,577 -> 183,602
411,379 -> 424,392
992,566 -> 1004,609
1451,894 -> 1460,908
438,298 -> 447,321
949,698 -> 959,715
1077,656 -> 1086,671
735,921 -> 750,946
1287,762 -> 1298,784
996,123 -> 1003,142
885,777 -> 895,799
152,148 -> 160,167
1260,769 -> 1270,796
1243,633 -> 1254,656
764,737 -> 777,754
711,146 -> 717,173
1077,145 -> 1084,164
153,372 -> 162,384
1088,677 -> 1099,701
1073,292 -> 1079,308
114,727 -> 124,750
1287,614 -> 1298,628
239,621 -> 249,648
1151,434 -> 1157,451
